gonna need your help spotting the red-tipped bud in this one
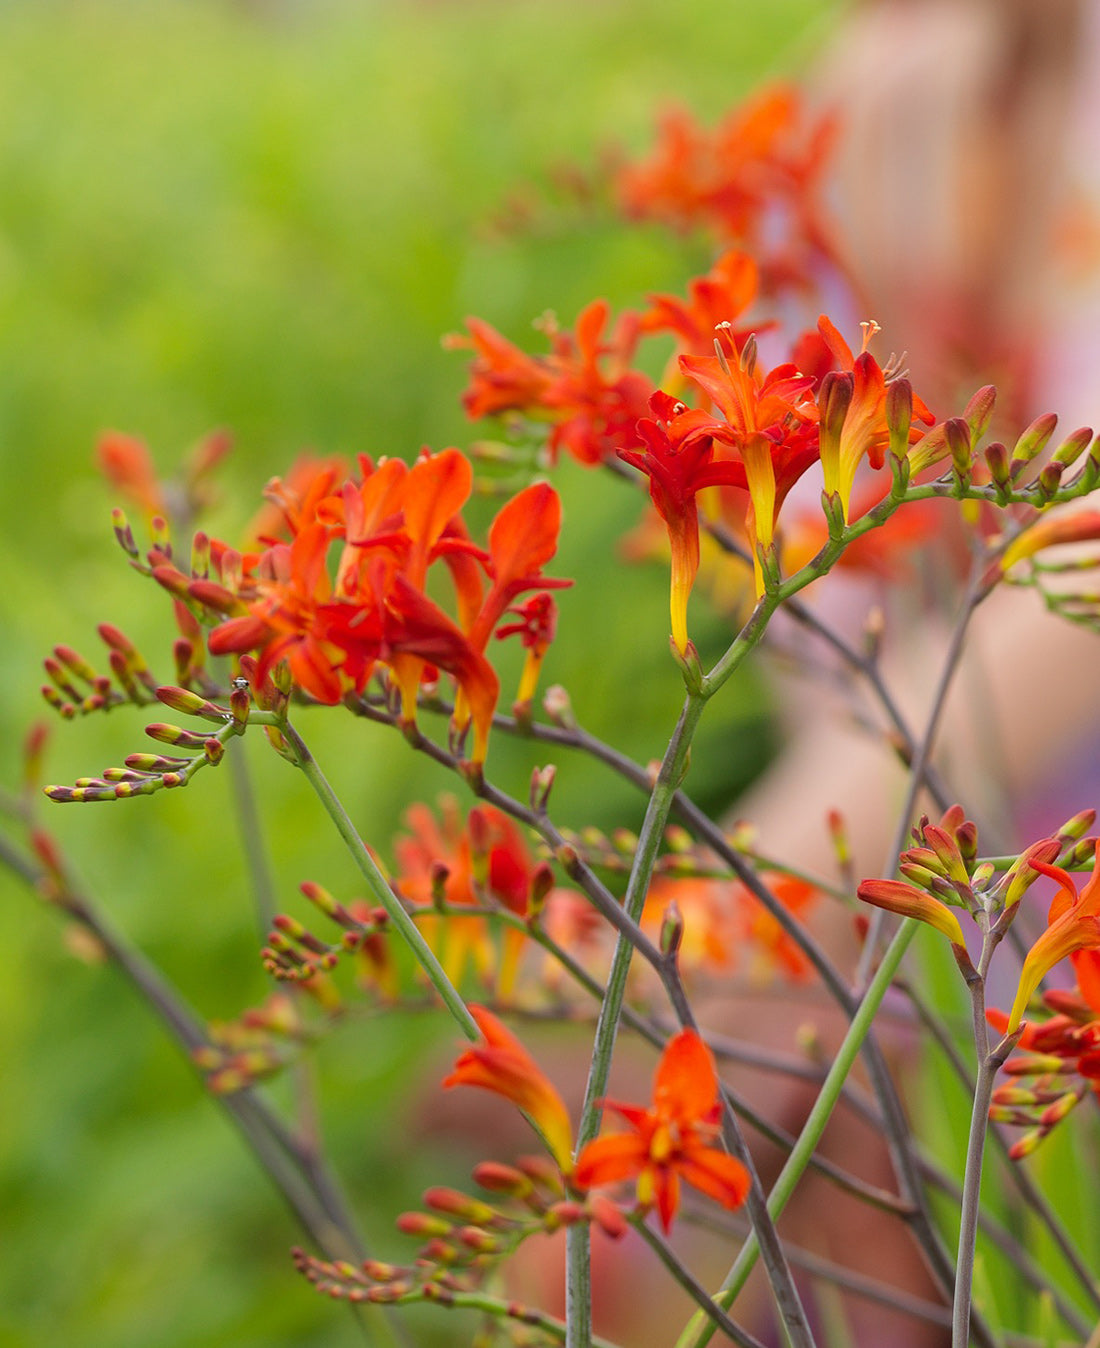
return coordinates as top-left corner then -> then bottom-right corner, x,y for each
588,1193 -> 628,1239
422,1187 -> 496,1225
963,384 -> 996,446
471,1162 -> 533,1198
529,764 -> 556,813
660,900 -> 684,958
1051,426 -> 1093,468
1010,412 -> 1058,477
1056,809 -> 1097,843
944,418 -> 972,478
144,722 -> 210,749
394,1211 -> 452,1239
885,378 -> 913,461
528,862 -> 554,920
542,684 -> 575,729
984,441 -> 1011,489
155,685 -> 229,721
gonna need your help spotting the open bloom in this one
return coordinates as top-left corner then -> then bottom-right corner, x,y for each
1008,845 -> 1100,1033
443,1005 -> 573,1172
573,1029 -> 750,1231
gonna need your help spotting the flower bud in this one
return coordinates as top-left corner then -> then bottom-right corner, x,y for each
963,384 -> 996,446
1010,412 -> 1058,477
156,685 -> 229,722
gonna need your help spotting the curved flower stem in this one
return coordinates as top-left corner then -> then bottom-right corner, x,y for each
568,691 -> 706,1347
281,719 -> 479,1042
630,1216 -> 770,1348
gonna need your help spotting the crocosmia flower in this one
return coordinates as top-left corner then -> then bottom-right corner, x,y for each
443,1005 -> 574,1172
573,1029 -> 750,1232
1008,845 -> 1100,1033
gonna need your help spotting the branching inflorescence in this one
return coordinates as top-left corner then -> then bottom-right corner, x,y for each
16,81 -> 1100,1348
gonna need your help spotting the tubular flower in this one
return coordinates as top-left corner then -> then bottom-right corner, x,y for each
1008,845 -> 1100,1033
495,593 -> 559,707
573,1029 -> 750,1232
855,878 -> 967,948
679,340 -> 819,595
998,508 -> 1100,573
816,316 -> 934,523
618,391 -> 749,652
443,1005 -> 574,1173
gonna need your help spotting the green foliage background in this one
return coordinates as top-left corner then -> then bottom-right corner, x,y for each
0,1 -> 838,1344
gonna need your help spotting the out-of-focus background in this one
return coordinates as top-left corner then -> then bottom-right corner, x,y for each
0,2 -> 833,1344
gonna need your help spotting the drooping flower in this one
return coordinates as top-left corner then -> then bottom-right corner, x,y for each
443,1005 -> 574,1172
573,1029 -> 750,1232
1007,844 -> 1100,1033
619,391 -> 749,651
855,877 -> 967,947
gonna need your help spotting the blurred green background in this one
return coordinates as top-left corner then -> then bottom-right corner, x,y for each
0,1 -> 838,1344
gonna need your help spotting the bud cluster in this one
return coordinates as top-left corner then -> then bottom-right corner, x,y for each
42,685 -> 241,804
40,626 -> 160,720
262,883 -> 395,1000
292,1157 -> 624,1318
989,987 -> 1100,1158
858,806 -> 1097,952
193,993 -> 309,1095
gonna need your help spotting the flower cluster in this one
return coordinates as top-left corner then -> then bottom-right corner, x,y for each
159,450 -> 571,765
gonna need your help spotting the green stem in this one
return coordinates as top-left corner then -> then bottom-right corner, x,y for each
282,720 -> 478,1042
567,692 -> 705,1348
674,918 -> 919,1348
631,1216 -> 769,1348
953,930 -> 1022,1348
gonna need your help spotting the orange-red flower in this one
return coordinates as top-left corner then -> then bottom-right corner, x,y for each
96,431 -> 167,520
443,1005 -> 574,1172
641,250 -> 766,390
395,797 -> 541,996
1008,845 -> 1100,1033
678,341 -> 820,595
450,302 -> 654,465
816,316 -> 934,522
615,88 -> 840,293
206,449 -> 567,764
619,391 -> 749,651
573,1029 -> 750,1232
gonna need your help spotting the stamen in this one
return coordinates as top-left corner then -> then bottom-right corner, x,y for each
859,318 -> 882,353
